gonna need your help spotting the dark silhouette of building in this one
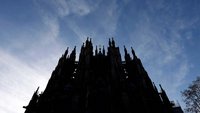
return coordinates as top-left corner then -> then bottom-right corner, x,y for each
24,39 -> 183,113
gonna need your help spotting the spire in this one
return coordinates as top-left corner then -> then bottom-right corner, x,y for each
36,87 -> 39,93
88,38 -> 92,47
95,45 -> 98,55
103,46 -> 105,55
153,82 -> 158,92
86,37 -> 89,47
70,46 -> 76,61
109,38 -> 111,47
82,43 -> 85,48
124,46 -> 128,55
89,38 -> 92,43
31,87 -> 40,103
89,38 -> 93,49
159,84 -> 171,108
111,37 -> 115,47
64,47 -> 69,58
124,46 -> 131,62
99,46 -> 102,54
23,87 -> 40,109
159,84 -> 164,92
80,43 -> 85,55
131,47 -> 137,59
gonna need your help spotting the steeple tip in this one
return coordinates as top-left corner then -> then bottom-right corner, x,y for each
131,47 -> 137,59
72,46 -> 76,52
159,84 -> 164,91
36,87 -> 40,93
103,46 -> 105,55
95,45 -> 98,55
64,47 -> 69,57
109,38 -> 111,47
111,37 -> 115,47
124,45 -> 127,54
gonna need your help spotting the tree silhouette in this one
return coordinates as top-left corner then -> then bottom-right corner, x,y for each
182,76 -> 200,113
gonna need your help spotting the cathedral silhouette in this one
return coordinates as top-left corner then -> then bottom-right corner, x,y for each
24,39 -> 183,113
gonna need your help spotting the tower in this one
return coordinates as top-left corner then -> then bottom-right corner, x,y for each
24,39 -> 180,113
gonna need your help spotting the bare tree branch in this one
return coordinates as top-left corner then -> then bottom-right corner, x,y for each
182,76 -> 200,113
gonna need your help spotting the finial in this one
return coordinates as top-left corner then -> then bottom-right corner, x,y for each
159,84 -> 164,91
36,87 -> 40,93
103,46 -> 105,55
111,37 -> 115,47
124,46 -> 127,54
95,45 -> 98,55
70,46 -> 76,61
64,47 -> 69,57
99,45 -> 102,54
109,38 -> 111,47
89,38 -> 93,47
131,47 -> 137,59
71,46 -> 76,54
124,46 -> 131,62
81,43 -> 85,52
153,82 -> 158,91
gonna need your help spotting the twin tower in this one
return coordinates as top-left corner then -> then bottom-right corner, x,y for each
24,39 -> 181,113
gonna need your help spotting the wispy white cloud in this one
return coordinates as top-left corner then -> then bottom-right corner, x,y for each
64,0 -> 120,45
0,49 -> 50,113
0,23 -> 66,113
54,0 -> 93,17
35,0 -> 94,18
118,1 -> 197,106
1,0 -> 199,112
0,2 -> 68,113
42,16 -> 59,43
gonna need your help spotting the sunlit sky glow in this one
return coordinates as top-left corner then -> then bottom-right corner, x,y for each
0,0 -> 200,113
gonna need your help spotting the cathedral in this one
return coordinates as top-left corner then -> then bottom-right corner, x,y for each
24,39 -> 183,113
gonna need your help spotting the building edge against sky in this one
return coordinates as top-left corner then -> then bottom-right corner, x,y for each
24,38 -> 184,113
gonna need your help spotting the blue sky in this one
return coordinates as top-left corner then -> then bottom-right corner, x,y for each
0,0 -> 200,113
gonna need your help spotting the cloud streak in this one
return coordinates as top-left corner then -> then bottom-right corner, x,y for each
1,0 -> 200,112
118,0 -> 198,107
0,49 -> 49,113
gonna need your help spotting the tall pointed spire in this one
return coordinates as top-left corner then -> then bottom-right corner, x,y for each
109,38 -> 111,47
131,47 -> 137,59
124,46 -> 131,62
70,46 -> 76,61
95,45 -> 98,55
159,84 -> 164,92
103,46 -> 105,55
36,87 -> 39,93
124,46 -> 128,55
99,46 -> 102,54
64,47 -> 69,58
85,37 -> 89,47
80,43 -> 85,56
111,37 -> 115,47
89,38 -> 92,43
153,82 -> 158,92
82,43 -> 85,48
23,87 -> 40,109
159,84 -> 172,110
